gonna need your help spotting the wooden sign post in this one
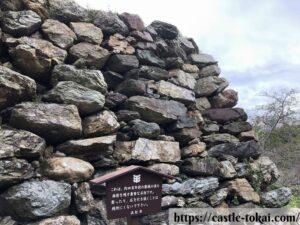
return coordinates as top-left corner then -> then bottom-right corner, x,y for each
89,165 -> 174,225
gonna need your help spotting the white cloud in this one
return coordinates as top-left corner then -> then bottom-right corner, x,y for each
74,0 -> 300,113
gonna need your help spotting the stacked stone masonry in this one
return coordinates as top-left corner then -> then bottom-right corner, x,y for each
0,0 -> 291,224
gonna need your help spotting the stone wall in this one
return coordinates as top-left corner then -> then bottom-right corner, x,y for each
0,0 -> 292,224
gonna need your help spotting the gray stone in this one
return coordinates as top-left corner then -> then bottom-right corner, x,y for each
182,64 -> 199,74
219,160 -> 237,178
42,19 -> 77,49
107,34 -> 135,55
178,36 -> 195,54
51,64 -> 107,94
0,216 -> 17,225
195,97 -> 211,111
56,135 -> 116,162
42,81 -> 105,116
41,157 -> 94,183
156,80 -> 195,105
89,10 -> 129,35
9,102 -> 82,144
0,180 -> 71,221
116,79 -> 146,97
209,89 -> 238,108
130,30 -> 153,42
0,158 -> 33,189
83,110 -> 120,137
189,53 -> 217,67
107,54 -> 139,73
221,121 -> 252,135
168,69 -> 196,90
27,216 -> 81,225
9,37 -> 67,82
208,140 -> 261,160
150,21 -> 179,39
130,119 -> 160,139
48,0 -> 88,23
202,133 -> 239,146
105,92 -> 127,110
70,22 -> 103,44
69,42 -> 110,69
103,71 -> 124,90
194,76 -> 229,97
0,66 -> 36,111
181,157 -> 221,176
208,188 -> 228,206
120,13 -> 145,31
116,110 -> 140,122
2,10 -> 42,37
162,177 -> 219,196
0,0 -> 24,11
170,127 -> 202,144
139,66 -> 169,81
167,116 -> 198,132
261,187 -> 292,207
123,96 -> 187,124
203,108 -> 248,124
74,182 -> 94,214
165,57 -> 184,69
0,127 -> 45,159
202,123 -> 219,134
114,138 -> 181,163
147,163 -> 179,176
136,49 -> 165,68
198,64 -> 221,77
181,143 -> 206,158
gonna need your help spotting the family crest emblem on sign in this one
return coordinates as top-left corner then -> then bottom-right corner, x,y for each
133,174 -> 141,183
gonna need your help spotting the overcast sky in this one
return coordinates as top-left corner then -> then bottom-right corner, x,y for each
75,0 -> 300,114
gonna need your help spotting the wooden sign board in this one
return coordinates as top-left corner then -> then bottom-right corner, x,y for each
90,165 -> 174,221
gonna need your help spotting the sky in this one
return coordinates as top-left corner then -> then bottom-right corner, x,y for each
75,0 -> 300,115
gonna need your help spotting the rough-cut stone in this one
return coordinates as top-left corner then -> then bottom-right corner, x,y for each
69,42 -> 110,69
10,37 -> 67,81
114,138 -> 181,163
70,22 -> 103,44
156,81 -> 195,105
209,89 -> 238,108
51,64 -> 107,94
0,127 -> 45,159
171,128 -> 202,144
123,96 -> 187,124
83,110 -> 120,137
42,19 -> 77,49
226,178 -> 260,203
0,0 -> 24,11
136,49 -> 165,68
182,157 -> 221,176
0,66 -> 36,111
182,64 -> 199,74
239,130 -> 257,141
9,102 -> 82,144
202,123 -> 219,134
105,92 -> 127,110
117,110 -> 140,122
0,158 -> 33,189
28,216 -> 81,225
161,196 -> 180,209
189,53 -> 217,67
202,133 -> 239,146
162,177 -> 219,196
221,121 -> 252,135
0,180 -> 71,220
42,81 -> 105,116
150,21 -> 179,39
167,116 -> 198,132
196,97 -> 211,111
103,71 -> 124,90
120,13 -> 145,31
139,66 -> 169,81
116,79 -> 146,97
168,69 -> 196,90
56,135 -> 116,162
208,140 -> 261,159
198,64 -> 221,77
181,143 -> 206,158
219,161 -> 237,178
2,10 -> 42,37
74,182 -> 94,214
90,10 -> 129,35
107,34 -> 135,54
22,0 -> 49,20
130,30 -> 153,42
203,108 -> 248,124
47,0 -> 88,23
165,57 -> 184,69
208,188 -> 229,206
106,54 -> 139,73
248,156 -> 279,188
194,76 -> 229,97
260,187 -> 292,208
130,119 -> 160,139
148,163 -> 180,176
41,157 -> 94,183
0,216 -> 17,225
178,36 -> 195,54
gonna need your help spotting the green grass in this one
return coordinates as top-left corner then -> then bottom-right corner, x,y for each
286,196 -> 300,208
